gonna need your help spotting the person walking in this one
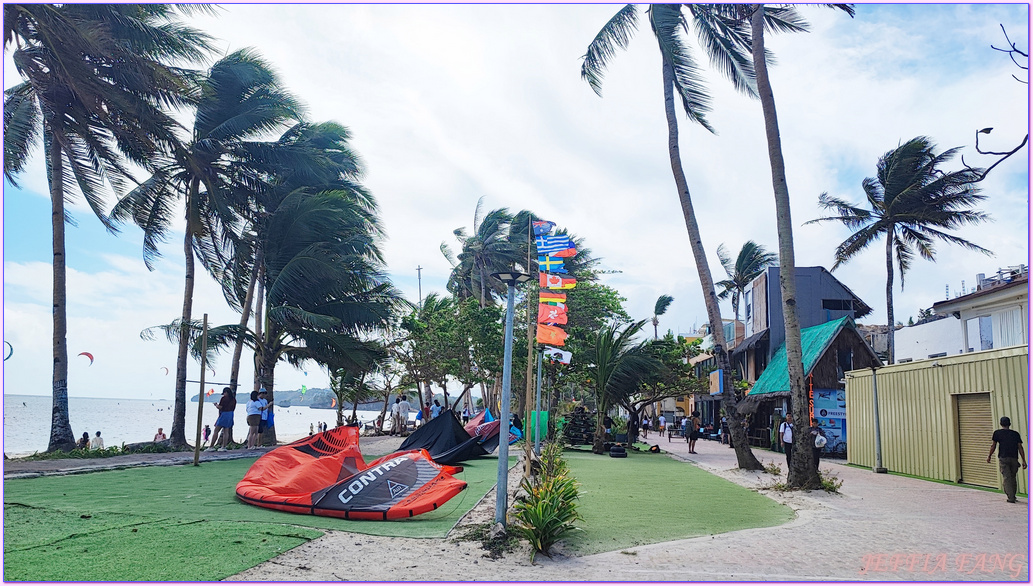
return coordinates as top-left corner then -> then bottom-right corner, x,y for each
390,398 -> 401,436
987,416 -> 1028,503
641,416 -> 650,440
90,431 -> 104,450
658,414 -> 667,438
208,388 -> 236,452
779,414 -> 794,468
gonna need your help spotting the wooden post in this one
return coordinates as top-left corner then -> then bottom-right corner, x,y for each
193,314 -> 209,466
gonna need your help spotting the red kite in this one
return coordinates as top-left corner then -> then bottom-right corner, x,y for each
78,352 -> 94,366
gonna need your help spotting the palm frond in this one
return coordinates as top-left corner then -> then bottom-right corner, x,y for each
649,4 -> 713,133
581,4 -> 639,96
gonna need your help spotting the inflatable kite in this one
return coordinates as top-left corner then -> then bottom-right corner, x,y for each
78,351 -> 94,366
399,410 -> 489,465
236,426 -> 467,520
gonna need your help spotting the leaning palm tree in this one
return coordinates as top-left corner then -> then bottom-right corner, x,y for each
651,294 -> 674,340
110,49 -> 305,447
440,197 -> 523,308
716,241 -> 777,335
3,4 -> 212,451
806,136 -> 990,365
589,320 -> 662,454
582,4 -> 764,469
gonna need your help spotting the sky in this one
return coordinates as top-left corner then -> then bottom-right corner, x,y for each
2,3 -> 1029,400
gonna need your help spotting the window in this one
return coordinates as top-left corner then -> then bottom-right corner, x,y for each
898,358 -> 913,363
927,352 -> 947,359
837,347 -> 853,376
822,299 -> 852,311
992,307 -> 1025,348
744,291 -> 752,321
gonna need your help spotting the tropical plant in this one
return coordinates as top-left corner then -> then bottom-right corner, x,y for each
110,49 -> 305,447
806,136 -> 990,365
744,3 -> 854,489
651,294 -> 674,340
512,445 -> 581,563
716,240 -> 778,332
581,3 -> 764,469
441,198 -> 524,308
4,4 -> 213,451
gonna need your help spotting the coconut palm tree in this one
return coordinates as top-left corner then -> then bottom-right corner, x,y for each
3,4 -> 212,451
581,4 -> 764,469
651,294 -> 674,340
110,49 -> 305,446
716,241 -> 778,334
806,136 -> 990,366
441,198 -> 525,308
588,320 -> 662,454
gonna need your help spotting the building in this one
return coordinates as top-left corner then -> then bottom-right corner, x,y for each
933,267 -> 1028,353
894,315 -> 964,363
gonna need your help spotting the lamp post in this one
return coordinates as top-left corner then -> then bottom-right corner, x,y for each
492,271 -> 530,527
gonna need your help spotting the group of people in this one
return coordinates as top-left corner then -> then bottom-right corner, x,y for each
778,413 -> 830,471
309,422 -> 329,435
389,395 -> 413,436
76,431 -> 105,450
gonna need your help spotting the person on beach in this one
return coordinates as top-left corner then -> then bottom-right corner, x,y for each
397,395 -> 412,435
390,398 -> 401,436
310,423 -> 315,436
202,425 -> 211,446
431,400 -> 442,419
779,414 -> 794,467
77,432 -> 90,450
987,416 -> 1028,503
153,428 -> 167,442
462,406 -> 471,425
208,388 -> 236,452
90,431 -> 104,450
257,390 -> 273,443
245,391 -> 265,449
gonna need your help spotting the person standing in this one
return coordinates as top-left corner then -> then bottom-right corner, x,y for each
390,398 -> 401,436
462,406 -> 471,425
641,416 -> 650,440
688,411 -> 701,454
658,414 -> 667,438
90,431 -> 104,450
808,418 -> 827,472
987,416 -> 1028,503
431,399 -> 442,419
208,388 -> 236,452
245,391 -> 264,449
397,395 -> 412,435
779,414 -> 794,468
720,415 -> 730,445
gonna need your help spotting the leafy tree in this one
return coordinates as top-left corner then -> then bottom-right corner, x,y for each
617,334 -> 705,444
716,240 -> 778,329
806,136 -> 990,365
4,4 -> 212,451
582,3 -> 764,469
110,49 -> 305,447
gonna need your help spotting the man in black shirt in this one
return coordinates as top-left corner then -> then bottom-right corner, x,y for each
987,416 -> 1028,503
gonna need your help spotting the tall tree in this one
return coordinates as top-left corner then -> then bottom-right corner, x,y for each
582,3 -> 763,469
716,240 -> 778,332
3,4 -> 212,451
441,198 -> 523,308
110,49 -> 305,447
806,136 -> 990,365
651,294 -> 674,340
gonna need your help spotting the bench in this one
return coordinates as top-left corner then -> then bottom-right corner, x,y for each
668,427 -> 685,441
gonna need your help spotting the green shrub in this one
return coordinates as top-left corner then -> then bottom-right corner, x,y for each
818,469 -> 843,493
512,474 -> 581,562
539,442 -> 569,479
763,460 -> 783,476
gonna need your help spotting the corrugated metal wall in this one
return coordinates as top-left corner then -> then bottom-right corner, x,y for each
846,345 -> 1028,495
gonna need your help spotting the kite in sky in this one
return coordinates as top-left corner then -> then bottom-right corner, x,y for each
78,352 -> 94,366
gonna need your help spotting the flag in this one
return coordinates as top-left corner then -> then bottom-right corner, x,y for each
536,324 -> 568,346
532,220 -> 555,236
537,255 -> 567,273
535,235 -> 574,255
540,273 -> 576,289
543,346 -> 572,365
538,303 -> 568,325
553,247 -> 576,258
301,385 -> 307,394
539,291 -> 566,304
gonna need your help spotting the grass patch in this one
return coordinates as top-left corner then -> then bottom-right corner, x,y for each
561,449 -> 793,555
4,455 -> 512,580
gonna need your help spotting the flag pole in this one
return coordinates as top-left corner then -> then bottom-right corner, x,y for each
193,314 -> 209,466
524,218 -> 536,478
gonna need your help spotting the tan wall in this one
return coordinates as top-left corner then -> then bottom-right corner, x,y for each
846,345 -> 1028,495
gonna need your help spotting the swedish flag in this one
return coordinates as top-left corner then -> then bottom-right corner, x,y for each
537,255 -> 567,273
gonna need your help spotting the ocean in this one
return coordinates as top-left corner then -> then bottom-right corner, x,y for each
3,394 -> 403,457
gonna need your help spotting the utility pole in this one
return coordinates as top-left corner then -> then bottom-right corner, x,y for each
416,265 -> 423,310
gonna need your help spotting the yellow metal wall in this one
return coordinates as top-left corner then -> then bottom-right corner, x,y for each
846,345 -> 1028,495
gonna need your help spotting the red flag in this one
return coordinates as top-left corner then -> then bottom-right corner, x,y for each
536,324 -> 568,346
538,303 -> 568,325
553,247 -> 576,258
540,273 -> 576,289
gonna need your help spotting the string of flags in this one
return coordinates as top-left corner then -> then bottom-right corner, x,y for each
534,219 -> 576,350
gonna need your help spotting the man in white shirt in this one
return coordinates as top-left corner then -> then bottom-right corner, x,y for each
658,414 -> 667,437
779,413 -> 794,467
390,398 -> 401,436
90,431 -> 104,450
397,395 -> 412,435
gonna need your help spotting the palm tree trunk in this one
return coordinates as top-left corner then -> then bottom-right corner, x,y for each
253,264 -> 265,393
750,5 -> 816,487
47,136 -> 75,452
660,55 -> 762,470
592,396 -> 608,454
171,178 -> 200,448
256,340 -> 277,445
229,245 -> 260,394
885,232 -> 896,365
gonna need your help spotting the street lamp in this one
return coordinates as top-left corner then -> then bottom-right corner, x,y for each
491,270 -> 530,527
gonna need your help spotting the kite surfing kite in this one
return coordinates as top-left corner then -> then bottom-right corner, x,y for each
160,367 -> 169,376
236,426 -> 467,520
398,410 -> 490,466
78,352 -> 94,366
3,341 -> 12,361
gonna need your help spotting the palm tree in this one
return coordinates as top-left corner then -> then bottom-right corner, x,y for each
582,4 -> 764,469
651,294 -> 674,340
806,136 -> 990,365
110,49 -> 305,447
3,4 -> 212,451
716,241 -> 778,335
588,320 -> 662,454
441,197 -> 524,308
744,2 -> 853,489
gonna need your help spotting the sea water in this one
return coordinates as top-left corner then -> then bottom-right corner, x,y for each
3,394 -> 401,457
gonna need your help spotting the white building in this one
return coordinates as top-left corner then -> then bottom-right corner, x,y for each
932,268 -> 1028,353
894,316 -> 964,363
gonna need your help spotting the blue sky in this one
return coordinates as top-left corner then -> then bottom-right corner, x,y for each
3,3 -> 1028,400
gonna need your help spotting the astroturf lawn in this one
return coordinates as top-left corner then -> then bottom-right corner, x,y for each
561,449 -> 794,555
3,455 -> 512,581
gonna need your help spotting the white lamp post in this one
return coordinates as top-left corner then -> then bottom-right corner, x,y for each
491,271 -> 530,527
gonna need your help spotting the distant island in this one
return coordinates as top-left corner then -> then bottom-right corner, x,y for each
190,387 -> 385,411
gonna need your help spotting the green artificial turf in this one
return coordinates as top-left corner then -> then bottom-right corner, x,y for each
3,455 -> 512,581
562,449 -> 794,555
